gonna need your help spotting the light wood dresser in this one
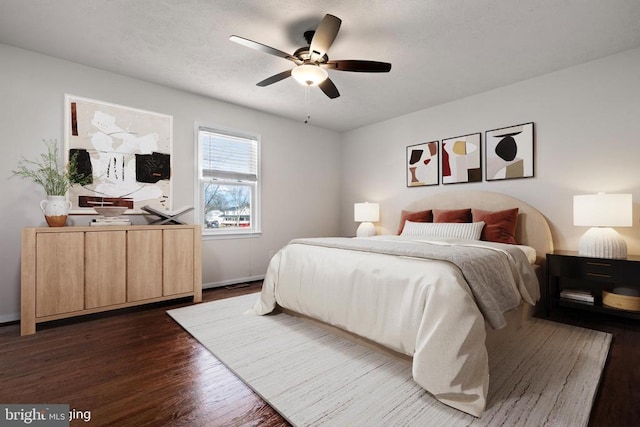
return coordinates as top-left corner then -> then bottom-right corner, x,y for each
21,224 -> 202,335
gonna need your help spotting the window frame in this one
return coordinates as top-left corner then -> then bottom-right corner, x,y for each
195,123 -> 261,239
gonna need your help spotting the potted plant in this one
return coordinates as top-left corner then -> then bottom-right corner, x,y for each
12,139 -> 88,227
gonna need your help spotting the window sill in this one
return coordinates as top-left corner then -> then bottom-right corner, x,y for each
201,230 -> 262,240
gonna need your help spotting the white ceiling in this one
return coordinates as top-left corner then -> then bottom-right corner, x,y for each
1,0 -> 640,132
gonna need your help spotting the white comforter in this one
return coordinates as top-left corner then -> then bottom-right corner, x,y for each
249,236 -> 539,417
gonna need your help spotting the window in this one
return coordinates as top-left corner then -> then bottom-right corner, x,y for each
197,125 -> 260,237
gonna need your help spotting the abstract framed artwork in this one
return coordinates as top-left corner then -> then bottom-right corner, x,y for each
441,132 -> 482,184
406,141 -> 439,187
485,122 -> 534,181
64,95 -> 173,213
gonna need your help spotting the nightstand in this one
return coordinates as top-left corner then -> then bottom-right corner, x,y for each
546,250 -> 640,319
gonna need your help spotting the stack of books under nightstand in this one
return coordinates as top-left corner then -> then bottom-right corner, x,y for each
559,289 -> 594,305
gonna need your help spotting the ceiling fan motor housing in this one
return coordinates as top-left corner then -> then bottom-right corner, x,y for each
293,47 -> 328,64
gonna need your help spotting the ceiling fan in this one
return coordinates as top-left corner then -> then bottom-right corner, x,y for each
230,14 -> 392,99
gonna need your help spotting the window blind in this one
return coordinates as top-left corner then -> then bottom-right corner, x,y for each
200,129 -> 257,182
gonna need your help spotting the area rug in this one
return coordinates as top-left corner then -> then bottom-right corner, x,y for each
168,294 -> 611,426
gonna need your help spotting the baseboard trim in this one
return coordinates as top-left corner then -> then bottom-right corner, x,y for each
0,312 -> 20,325
202,275 -> 265,290
0,276 -> 266,326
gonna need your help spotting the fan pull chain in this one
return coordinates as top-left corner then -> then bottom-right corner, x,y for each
304,85 -> 311,124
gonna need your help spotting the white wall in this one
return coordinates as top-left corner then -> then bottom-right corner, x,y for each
0,44 -> 341,322
4,42 -> 640,323
340,47 -> 640,254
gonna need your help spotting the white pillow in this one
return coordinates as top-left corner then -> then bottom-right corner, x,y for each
401,221 -> 485,240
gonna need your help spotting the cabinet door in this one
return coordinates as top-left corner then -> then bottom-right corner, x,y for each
36,232 -> 84,317
127,230 -> 163,301
85,231 -> 126,309
163,229 -> 194,296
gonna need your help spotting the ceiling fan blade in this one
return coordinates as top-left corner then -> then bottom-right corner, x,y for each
256,69 -> 293,86
318,77 -> 340,99
230,35 -> 299,63
309,14 -> 342,61
324,60 -> 392,72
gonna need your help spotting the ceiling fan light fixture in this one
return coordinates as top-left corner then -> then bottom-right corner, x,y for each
291,64 -> 328,86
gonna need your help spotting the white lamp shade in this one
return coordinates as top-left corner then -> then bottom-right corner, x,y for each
573,193 -> 632,227
354,202 -> 380,222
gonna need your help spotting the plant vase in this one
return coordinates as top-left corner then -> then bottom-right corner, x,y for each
40,196 -> 72,227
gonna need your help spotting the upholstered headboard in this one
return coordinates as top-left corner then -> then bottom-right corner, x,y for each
403,191 -> 554,263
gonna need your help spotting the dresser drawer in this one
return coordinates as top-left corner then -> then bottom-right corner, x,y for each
547,255 -> 621,282
582,259 -> 615,281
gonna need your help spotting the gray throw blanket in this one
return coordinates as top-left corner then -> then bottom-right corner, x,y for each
290,236 -> 536,329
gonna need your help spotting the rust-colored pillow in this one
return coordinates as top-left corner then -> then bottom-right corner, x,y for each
396,209 -> 432,235
433,208 -> 471,223
472,208 -> 519,244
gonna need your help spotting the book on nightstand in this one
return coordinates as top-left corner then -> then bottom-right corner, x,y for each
560,289 -> 595,304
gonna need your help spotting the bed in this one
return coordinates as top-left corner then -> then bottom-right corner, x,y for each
249,191 -> 553,417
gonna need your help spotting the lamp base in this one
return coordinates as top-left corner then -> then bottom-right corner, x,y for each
578,227 -> 627,259
356,222 -> 376,238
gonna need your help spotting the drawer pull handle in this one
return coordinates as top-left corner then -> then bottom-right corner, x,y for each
586,262 -> 611,267
586,272 -> 611,278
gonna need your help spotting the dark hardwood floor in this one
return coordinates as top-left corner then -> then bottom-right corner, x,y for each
0,282 -> 288,427
1,283 -> 638,426
547,308 -> 640,427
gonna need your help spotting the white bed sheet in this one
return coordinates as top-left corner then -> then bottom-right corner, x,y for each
249,236 -> 539,417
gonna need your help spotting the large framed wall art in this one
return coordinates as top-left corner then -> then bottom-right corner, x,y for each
441,132 -> 481,185
485,122 -> 534,181
406,141 -> 439,187
64,95 -> 173,213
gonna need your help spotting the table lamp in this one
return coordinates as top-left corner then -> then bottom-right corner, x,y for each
573,193 -> 632,259
354,202 -> 379,237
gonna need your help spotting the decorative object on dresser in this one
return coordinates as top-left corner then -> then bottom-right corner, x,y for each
91,217 -> 132,226
485,122 -> 534,181
547,251 -> 640,319
93,205 -> 128,217
354,202 -> 379,237
406,141 -> 439,187
39,196 -> 73,227
11,139 -> 89,227
90,200 -> 132,226
573,193 -> 632,259
142,205 -> 194,225
20,224 -> 202,335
